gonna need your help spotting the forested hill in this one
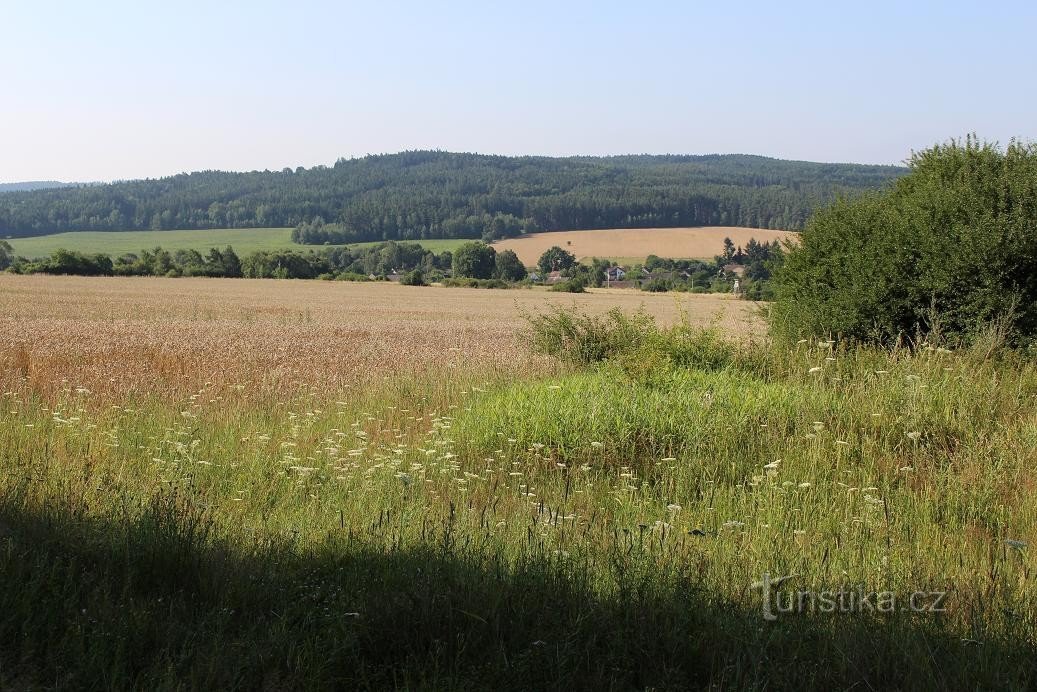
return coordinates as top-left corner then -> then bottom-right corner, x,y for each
0,151 -> 906,241
0,181 -> 75,194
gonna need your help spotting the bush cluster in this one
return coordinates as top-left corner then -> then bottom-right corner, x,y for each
772,137 -> 1037,346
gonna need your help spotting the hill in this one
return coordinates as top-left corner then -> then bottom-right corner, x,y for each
0,152 -> 905,241
0,181 -> 75,193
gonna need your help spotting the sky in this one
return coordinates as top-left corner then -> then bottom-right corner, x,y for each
2,0 -> 1035,182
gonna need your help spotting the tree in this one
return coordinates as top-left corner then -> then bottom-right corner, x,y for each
220,246 -> 242,277
0,240 -> 12,270
772,136 -> 1037,346
721,237 -> 736,263
537,246 -> 577,275
494,249 -> 527,282
452,242 -> 497,279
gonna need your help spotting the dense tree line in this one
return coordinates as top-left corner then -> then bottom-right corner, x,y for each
0,152 -> 905,240
6,241 -> 455,280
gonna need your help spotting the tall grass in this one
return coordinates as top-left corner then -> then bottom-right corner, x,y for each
0,308 -> 1035,689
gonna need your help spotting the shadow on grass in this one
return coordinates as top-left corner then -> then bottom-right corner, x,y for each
0,490 -> 1033,691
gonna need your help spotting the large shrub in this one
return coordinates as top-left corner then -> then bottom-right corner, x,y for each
772,137 -> 1037,346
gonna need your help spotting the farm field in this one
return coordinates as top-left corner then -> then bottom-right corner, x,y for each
4,228 -> 471,258
6,227 -> 298,258
6,226 -> 797,265
491,226 -> 798,264
1,275 -> 1034,689
0,275 -> 757,397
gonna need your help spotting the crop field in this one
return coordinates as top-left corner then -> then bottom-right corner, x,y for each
491,226 -> 799,264
1,275 -> 1035,689
0,275 -> 757,397
5,228 -> 298,258
4,229 -> 470,259
7,226 -> 796,266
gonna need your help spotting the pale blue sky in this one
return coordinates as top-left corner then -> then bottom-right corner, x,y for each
2,0 -> 1034,181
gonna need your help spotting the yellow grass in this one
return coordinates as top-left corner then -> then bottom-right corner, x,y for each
0,275 -> 761,398
491,226 -> 798,265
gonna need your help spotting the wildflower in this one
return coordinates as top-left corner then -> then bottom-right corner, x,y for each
722,520 -> 745,529
798,482 -> 811,488
763,460 -> 781,470
906,431 -> 921,441
590,441 -> 603,448
666,503 -> 682,513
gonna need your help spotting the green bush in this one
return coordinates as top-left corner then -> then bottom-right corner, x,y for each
643,278 -> 672,292
524,306 -> 654,366
441,277 -> 509,289
336,272 -> 372,282
400,269 -> 427,286
772,137 -> 1037,346
549,277 -> 586,293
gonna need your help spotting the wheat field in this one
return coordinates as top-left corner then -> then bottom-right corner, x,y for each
0,275 -> 759,398
491,226 -> 798,264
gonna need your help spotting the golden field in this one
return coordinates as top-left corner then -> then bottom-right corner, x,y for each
0,274 -> 760,397
491,226 -> 798,264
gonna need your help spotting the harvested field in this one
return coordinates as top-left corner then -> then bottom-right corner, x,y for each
491,226 -> 798,265
0,275 -> 760,397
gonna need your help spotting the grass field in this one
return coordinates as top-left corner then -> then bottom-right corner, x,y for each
1,275 -> 1034,689
492,226 -> 798,264
4,229 -> 471,258
6,228 -> 298,258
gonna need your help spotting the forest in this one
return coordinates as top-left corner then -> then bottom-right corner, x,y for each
0,152 -> 905,241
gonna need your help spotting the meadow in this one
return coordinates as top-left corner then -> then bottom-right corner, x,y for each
5,229 -> 471,259
1,275 -> 1034,689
